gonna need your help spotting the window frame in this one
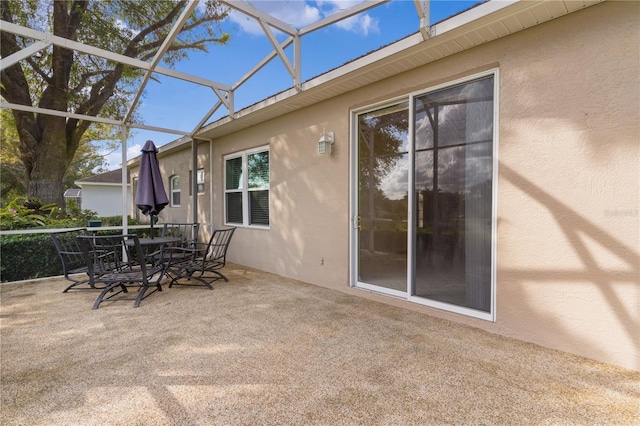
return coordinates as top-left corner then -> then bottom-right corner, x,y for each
132,177 -> 139,220
196,168 -> 205,195
224,145 -> 270,229
170,175 -> 181,207
349,68 -> 499,322
189,168 -> 206,196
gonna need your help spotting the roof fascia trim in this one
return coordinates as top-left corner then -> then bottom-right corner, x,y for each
75,182 -> 131,187
195,0 -> 605,140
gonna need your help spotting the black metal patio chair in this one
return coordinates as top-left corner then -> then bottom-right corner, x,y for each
157,222 -> 200,262
50,228 -> 95,292
162,223 -> 200,245
77,234 -> 164,309
166,227 -> 236,290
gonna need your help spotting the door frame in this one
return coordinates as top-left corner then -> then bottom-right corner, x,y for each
349,69 -> 499,321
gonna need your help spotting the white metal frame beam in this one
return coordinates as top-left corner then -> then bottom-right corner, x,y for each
414,0 -> 432,38
220,0 -> 298,36
0,40 -> 51,71
299,0 -> 389,36
0,20 -> 230,92
1,0 -> 409,136
0,101 -> 190,135
123,0 -> 200,123
0,16 -> 231,132
215,0 -> 391,114
0,0 -> 428,239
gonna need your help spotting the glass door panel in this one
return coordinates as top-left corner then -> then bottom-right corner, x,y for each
413,76 -> 494,312
357,102 -> 409,293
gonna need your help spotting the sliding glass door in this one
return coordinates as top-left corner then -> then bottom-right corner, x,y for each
353,72 -> 496,318
356,101 -> 409,295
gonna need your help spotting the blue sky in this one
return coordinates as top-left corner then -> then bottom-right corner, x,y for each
103,0 -> 482,170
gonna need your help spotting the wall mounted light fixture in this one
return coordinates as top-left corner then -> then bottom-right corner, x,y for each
318,129 -> 334,155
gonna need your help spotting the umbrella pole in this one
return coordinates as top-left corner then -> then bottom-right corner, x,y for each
150,217 -> 154,239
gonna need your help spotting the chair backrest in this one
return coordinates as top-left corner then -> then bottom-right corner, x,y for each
162,223 -> 200,247
206,227 -> 236,263
49,228 -> 90,278
77,234 -> 150,279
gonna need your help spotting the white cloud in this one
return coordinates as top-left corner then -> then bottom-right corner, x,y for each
228,0 -> 378,36
379,155 -> 409,201
319,1 -> 380,35
101,142 -> 142,171
114,19 -> 140,37
228,1 -> 318,35
334,13 -> 378,36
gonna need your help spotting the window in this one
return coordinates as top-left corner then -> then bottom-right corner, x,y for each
170,175 -> 180,207
189,169 -> 206,196
132,177 -> 139,220
197,169 -> 205,194
224,146 -> 269,227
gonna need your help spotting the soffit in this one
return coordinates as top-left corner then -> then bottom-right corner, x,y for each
196,0 -> 604,141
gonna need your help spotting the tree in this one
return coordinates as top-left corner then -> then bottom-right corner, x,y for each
0,107 -> 25,203
1,108 -> 120,206
62,123 -> 118,190
1,0 -> 230,206
358,106 -> 408,252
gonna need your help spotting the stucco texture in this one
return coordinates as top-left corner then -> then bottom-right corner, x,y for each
187,2 -> 639,370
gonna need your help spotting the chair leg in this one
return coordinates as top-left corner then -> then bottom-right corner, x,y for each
93,283 -> 128,309
168,268 -> 195,288
210,270 -> 229,282
133,283 -> 163,308
63,276 -> 110,293
63,280 -> 91,293
170,270 -> 215,290
192,275 -> 214,290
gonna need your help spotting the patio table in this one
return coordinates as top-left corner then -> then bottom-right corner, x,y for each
133,237 -> 181,246
126,236 -> 181,271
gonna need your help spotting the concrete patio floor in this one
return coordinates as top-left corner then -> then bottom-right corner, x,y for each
1,264 -> 638,425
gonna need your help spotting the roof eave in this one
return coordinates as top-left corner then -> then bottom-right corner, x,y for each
75,182 -> 131,187
196,0 -> 604,141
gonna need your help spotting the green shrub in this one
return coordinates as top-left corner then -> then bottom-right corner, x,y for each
0,196 -> 157,281
0,225 -> 156,282
0,233 -> 62,282
0,207 -> 149,281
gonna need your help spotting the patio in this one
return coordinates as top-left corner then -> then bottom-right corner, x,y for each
1,264 -> 638,425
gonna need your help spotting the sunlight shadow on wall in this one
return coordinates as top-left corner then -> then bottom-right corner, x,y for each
499,164 -> 639,368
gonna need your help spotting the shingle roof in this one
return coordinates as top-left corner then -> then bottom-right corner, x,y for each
76,168 -> 130,184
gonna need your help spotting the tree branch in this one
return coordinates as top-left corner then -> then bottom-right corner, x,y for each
70,69 -> 113,93
124,1 -> 187,57
24,57 -> 53,85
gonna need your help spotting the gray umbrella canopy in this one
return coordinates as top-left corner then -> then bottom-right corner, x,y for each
135,140 -> 169,224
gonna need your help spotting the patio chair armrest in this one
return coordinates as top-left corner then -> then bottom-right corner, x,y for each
167,243 -> 207,261
59,250 -> 82,255
168,242 -> 207,254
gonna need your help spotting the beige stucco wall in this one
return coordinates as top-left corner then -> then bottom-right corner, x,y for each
210,106 -> 351,285
130,140 -> 213,240
207,2 -> 638,370
487,2 -> 639,372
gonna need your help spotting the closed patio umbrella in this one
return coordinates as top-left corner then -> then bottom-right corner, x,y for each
135,140 -> 169,238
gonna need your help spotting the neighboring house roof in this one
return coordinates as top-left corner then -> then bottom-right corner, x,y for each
75,168 -> 131,186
